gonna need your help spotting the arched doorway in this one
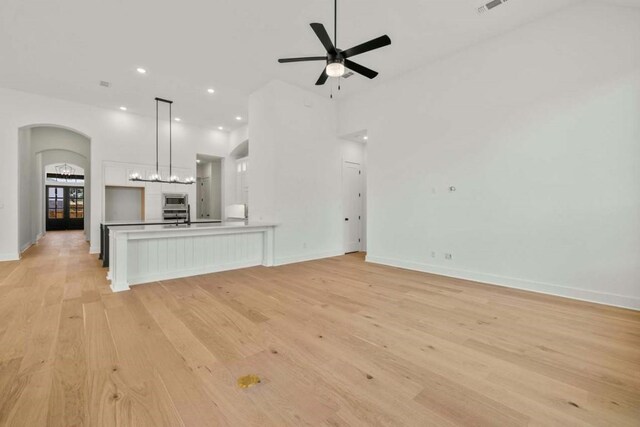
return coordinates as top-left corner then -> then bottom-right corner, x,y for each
17,125 -> 91,253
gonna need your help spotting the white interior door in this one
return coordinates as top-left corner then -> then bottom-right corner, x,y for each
343,161 -> 362,253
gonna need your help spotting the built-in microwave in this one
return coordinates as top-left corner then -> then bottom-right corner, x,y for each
162,193 -> 188,220
163,193 -> 188,209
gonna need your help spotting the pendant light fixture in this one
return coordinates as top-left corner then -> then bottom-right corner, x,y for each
129,97 -> 195,184
55,163 -> 75,177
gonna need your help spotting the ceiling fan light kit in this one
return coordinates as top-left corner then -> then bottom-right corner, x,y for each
278,0 -> 391,87
129,97 -> 195,185
326,60 -> 346,77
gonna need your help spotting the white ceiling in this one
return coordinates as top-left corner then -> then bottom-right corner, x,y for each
2,0 -> 629,130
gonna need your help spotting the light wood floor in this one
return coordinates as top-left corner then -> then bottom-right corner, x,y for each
0,231 -> 639,426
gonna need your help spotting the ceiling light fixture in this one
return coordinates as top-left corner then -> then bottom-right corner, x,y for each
136,67 -> 147,74
175,117 -> 181,122
326,61 -> 346,78
363,135 -> 368,140
55,163 -> 75,178
196,159 -> 201,164
218,126 -> 224,130
119,106 -> 127,111
129,97 -> 194,185
207,88 -> 215,94
235,116 -> 242,121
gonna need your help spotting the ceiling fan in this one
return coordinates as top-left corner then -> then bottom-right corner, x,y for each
278,0 -> 391,85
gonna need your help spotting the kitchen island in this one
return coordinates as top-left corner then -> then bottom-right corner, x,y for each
108,221 -> 276,292
100,219 -> 223,267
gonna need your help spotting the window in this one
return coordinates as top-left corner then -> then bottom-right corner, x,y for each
47,187 -> 64,219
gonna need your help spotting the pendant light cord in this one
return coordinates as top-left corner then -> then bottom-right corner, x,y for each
153,97 -> 175,181
169,101 -> 172,179
155,99 -> 159,176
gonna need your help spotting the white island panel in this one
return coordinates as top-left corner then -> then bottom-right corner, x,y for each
108,222 -> 275,292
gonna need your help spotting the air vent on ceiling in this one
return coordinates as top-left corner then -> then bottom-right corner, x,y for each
477,0 -> 510,14
99,80 -> 111,88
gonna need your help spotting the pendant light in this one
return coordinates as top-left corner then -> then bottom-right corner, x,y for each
55,163 -> 75,177
129,97 -> 195,184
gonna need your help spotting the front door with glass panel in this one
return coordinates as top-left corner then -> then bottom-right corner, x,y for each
46,186 -> 84,231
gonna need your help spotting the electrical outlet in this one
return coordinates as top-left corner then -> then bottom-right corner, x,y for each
445,253 -> 452,260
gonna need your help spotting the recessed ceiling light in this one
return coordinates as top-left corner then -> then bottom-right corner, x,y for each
136,67 -> 147,74
174,117 -> 181,122
196,159 -> 201,164
218,126 -> 224,130
207,88 -> 215,94
363,135 -> 368,140
119,106 -> 127,111
235,116 -> 242,121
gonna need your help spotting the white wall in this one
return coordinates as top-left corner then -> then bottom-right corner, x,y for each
210,159 -> 222,219
249,80 -> 344,264
229,125 -> 248,154
0,88 -> 229,259
338,2 -> 640,309
104,187 -> 144,221
17,127 -> 31,254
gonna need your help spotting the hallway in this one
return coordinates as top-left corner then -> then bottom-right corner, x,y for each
0,232 -> 639,426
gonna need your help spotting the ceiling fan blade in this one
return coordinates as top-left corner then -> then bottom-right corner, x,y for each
315,69 -> 329,86
310,23 -> 337,54
344,60 -> 378,79
342,35 -> 391,58
278,56 -> 327,63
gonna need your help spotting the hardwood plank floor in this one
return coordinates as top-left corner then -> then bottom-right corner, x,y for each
0,230 -> 638,426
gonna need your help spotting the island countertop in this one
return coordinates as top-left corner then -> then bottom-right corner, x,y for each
101,218 -> 223,226
109,221 -> 277,234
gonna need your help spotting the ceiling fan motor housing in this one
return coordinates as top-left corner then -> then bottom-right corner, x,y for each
327,49 -> 343,62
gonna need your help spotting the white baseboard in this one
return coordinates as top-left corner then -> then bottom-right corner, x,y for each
0,252 -> 20,262
89,245 -> 100,254
366,255 -> 640,311
20,241 -> 33,253
275,250 -> 344,266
